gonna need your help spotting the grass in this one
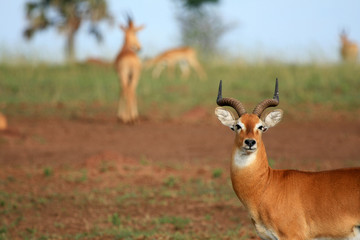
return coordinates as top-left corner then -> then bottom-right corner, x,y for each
0,62 -> 359,119
212,168 -> 223,178
43,167 -> 53,177
109,213 -> 121,227
157,216 -> 191,230
163,175 -> 178,187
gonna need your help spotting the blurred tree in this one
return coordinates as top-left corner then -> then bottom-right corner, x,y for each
179,0 -> 219,8
24,0 -> 113,62
175,0 -> 234,58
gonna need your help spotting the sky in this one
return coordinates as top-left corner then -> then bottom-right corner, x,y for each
0,0 -> 359,63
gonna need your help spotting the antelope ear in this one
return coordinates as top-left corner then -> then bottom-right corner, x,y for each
135,25 -> 145,32
264,109 -> 283,128
119,25 -> 127,31
215,107 -> 236,129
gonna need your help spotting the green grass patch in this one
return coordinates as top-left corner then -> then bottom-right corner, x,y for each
1,63 -> 359,118
43,167 -> 53,177
163,176 -> 178,188
212,168 -> 223,178
109,213 -> 121,227
157,216 -> 191,230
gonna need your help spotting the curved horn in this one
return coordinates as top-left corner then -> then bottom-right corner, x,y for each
216,80 -> 247,117
252,78 -> 279,117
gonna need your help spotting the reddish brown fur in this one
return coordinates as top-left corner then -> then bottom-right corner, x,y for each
145,46 -> 206,80
85,58 -> 111,67
340,32 -> 358,62
0,113 -> 7,130
229,114 -> 360,239
114,20 -> 144,123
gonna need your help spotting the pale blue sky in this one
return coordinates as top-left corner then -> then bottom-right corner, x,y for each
0,0 -> 359,63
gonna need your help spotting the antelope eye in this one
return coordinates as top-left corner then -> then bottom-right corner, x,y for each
258,126 -> 264,131
235,124 -> 242,130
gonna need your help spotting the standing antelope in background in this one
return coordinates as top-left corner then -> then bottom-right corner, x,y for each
340,31 -> 358,62
145,46 -> 207,80
114,16 -> 144,123
215,79 -> 360,240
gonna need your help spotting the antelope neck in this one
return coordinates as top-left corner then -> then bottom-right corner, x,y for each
121,43 -> 135,52
230,142 -> 271,210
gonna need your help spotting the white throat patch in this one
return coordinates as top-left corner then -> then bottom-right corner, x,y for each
233,148 -> 257,168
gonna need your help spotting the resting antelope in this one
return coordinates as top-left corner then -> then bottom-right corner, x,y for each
340,31 -> 358,62
215,79 -> 360,240
145,46 -> 206,80
114,16 -> 144,123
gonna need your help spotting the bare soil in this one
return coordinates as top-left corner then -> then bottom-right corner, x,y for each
0,114 -> 359,239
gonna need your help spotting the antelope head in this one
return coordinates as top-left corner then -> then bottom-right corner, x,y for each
215,79 -> 283,155
120,15 -> 145,52
340,30 -> 349,44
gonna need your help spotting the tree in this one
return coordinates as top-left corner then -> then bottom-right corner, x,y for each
24,0 -> 113,62
178,0 -> 219,8
175,0 -> 234,58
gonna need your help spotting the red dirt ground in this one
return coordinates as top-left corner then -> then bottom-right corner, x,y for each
0,114 -> 359,238
2,115 -> 359,170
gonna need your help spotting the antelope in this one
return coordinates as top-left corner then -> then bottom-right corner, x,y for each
0,112 -> 7,131
85,57 -> 111,67
145,46 -> 207,80
340,31 -> 358,62
114,16 -> 144,123
215,79 -> 360,240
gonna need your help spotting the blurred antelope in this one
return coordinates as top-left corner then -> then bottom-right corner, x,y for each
340,31 -> 358,62
85,57 -> 111,67
114,16 -> 144,123
145,47 -> 206,80
0,113 -> 7,131
215,79 -> 360,240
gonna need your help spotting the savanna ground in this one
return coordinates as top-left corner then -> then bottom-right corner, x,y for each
0,63 -> 360,239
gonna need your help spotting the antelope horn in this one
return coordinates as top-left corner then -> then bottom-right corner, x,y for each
125,12 -> 133,27
216,80 -> 247,117
252,78 -> 279,117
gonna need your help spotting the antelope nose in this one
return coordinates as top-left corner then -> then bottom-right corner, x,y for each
244,139 -> 256,147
